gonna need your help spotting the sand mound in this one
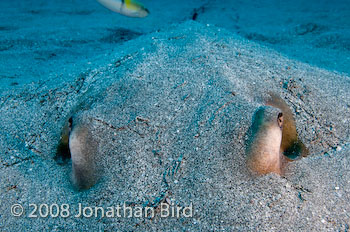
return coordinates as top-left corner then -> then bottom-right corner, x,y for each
1,21 -> 349,231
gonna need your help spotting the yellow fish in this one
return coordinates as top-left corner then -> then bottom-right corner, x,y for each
97,0 -> 149,18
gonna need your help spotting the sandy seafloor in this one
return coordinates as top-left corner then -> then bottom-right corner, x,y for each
0,0 -> 350,231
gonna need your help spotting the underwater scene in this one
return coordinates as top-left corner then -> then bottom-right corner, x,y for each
0,0 -> 349,231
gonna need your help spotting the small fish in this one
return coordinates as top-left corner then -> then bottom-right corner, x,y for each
97,0 -> 149,18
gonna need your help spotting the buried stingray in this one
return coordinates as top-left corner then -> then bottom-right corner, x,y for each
57,92 -> 307,189
246,93 -> 308,175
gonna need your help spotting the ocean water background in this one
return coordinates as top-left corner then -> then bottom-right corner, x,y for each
0,0 -> 349,91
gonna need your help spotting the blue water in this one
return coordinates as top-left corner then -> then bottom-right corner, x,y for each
0,0 -> 349,90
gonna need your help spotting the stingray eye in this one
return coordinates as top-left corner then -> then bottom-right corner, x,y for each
277,112 -> 283,128
68,117 -> 73,131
